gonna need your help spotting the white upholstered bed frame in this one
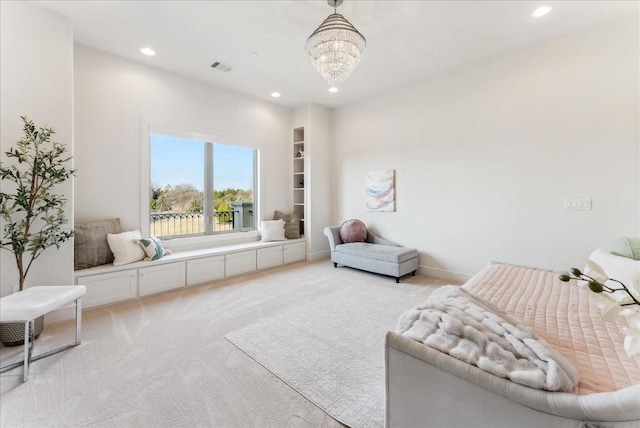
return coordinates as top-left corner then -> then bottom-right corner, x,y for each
385,257 -> 640,427
386,332 -> 639,427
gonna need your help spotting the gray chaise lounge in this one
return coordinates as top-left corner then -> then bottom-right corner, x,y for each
324,226 -> 419,283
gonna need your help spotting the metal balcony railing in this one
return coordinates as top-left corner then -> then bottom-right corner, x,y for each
150,211 -> 236,237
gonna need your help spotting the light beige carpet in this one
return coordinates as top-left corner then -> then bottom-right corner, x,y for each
225,277 -> 446,428
1,261 -> 447,427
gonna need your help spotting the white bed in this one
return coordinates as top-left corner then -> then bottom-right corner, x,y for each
385,256 -> 640,427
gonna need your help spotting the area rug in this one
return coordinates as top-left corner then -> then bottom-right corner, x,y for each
224,279 -> 442,428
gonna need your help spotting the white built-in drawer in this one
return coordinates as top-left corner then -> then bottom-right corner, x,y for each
257,246 -> 283,270
283,242 -> 306,264
76,269 -> 137,309
187,255 -> 225,286
139,261 -> 186,297
225,250 -> 256,277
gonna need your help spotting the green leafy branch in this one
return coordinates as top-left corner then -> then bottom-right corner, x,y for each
0,116 -> 75,291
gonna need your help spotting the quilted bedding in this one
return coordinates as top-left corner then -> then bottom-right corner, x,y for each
396,285 -> 579,391
462,263 -> 640,395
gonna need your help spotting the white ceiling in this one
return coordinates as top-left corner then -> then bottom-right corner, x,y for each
36,1 -> 639,109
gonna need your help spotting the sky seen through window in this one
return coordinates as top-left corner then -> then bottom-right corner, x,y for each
150,134 -> 254,191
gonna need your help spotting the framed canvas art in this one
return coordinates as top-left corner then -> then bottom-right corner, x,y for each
365,169 -> 395,212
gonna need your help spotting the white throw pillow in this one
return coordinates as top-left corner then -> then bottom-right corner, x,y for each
107,230 -> 146,266
261,219 -> 286,242
586,248 -> 640,303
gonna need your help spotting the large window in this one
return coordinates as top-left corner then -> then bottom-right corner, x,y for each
149,133 -> 256,238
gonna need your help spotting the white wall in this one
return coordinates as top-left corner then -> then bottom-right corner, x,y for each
332,17 -> 639,280
0,2 -> 74,297
74,45 -> 291,245
307,104 -> 332,259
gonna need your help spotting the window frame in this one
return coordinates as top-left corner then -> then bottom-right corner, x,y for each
141,122 -> 260,247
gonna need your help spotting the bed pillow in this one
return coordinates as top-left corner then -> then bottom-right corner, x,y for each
138,236 -> 170,261
274,210 -> 301,239
340,219 -> 367,243
586,248 -> 640,303
599,237 -> 640,261
261,220 -> 286,242
74,218 -> 121,270
631,240 -> 640,260
107,230 -> 146,266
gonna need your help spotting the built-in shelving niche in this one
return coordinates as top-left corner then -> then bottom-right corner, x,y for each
293,127 -> 305,236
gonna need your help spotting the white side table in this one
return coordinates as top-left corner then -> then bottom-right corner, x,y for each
0,285 -> 86,382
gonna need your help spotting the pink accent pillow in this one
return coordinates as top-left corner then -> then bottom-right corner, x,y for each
340,219 -> 367,243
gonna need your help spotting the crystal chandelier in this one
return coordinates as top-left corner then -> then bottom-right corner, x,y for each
305,0 -> 366,87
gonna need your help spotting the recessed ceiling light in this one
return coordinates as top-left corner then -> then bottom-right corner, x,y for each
140,47 -> 156,56
531,5 -> 553,18
328,87 -> 339,93
271,92 -> 281,98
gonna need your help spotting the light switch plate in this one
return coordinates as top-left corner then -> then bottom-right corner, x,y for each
563,198 -> 591,210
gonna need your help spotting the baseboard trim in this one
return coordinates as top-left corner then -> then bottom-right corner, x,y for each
417,265 -> 473,284
307,250 -> 330,262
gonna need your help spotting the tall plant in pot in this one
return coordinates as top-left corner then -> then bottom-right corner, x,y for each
0,116 -> 75,346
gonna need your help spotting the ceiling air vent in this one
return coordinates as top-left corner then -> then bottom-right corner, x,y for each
210,61 -> 232,72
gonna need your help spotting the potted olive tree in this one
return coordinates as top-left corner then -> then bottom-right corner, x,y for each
0,116 -> 75,346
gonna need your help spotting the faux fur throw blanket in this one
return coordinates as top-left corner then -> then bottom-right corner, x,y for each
396,285 -> 579,392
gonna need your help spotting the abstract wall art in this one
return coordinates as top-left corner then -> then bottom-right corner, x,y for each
365,169 -> 395,212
